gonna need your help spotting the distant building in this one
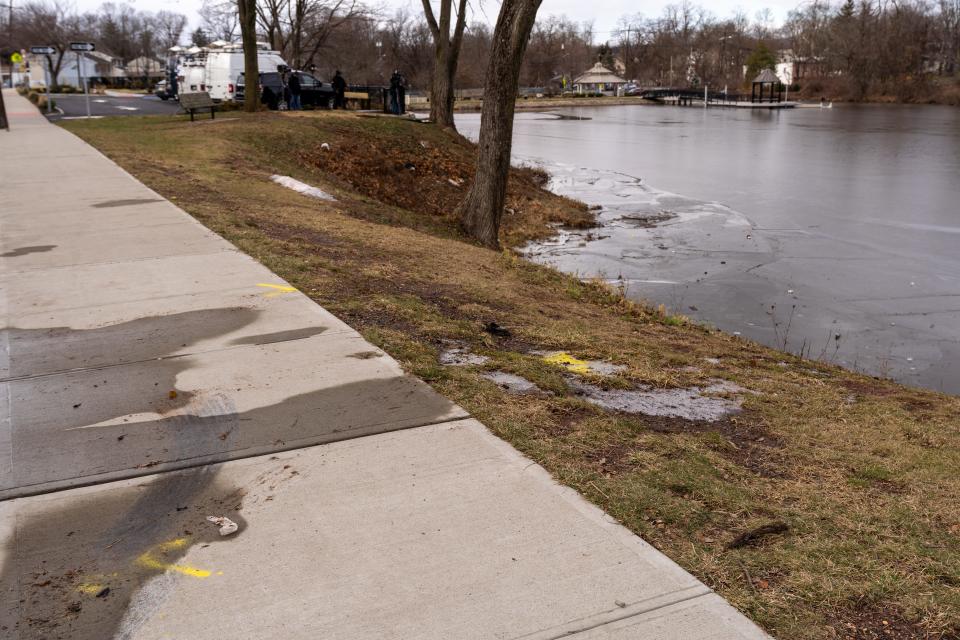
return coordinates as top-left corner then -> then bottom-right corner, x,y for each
23,51 -> 169,89
25,50 -> 125,89
572,62 -> 627,95
775,49 -> 828,84
126,57 -> 166,81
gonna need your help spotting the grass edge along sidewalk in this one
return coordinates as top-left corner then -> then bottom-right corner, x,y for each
61,109 -> 960,640
1,88 -> 766,639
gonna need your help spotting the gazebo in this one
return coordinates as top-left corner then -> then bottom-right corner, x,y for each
751,68 -> 782,103
572,62 -> 627,95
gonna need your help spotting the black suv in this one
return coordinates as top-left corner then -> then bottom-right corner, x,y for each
236,71 -> 334,109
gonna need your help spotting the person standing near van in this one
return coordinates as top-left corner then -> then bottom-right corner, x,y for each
332,70 -> 347,109
288,72 -> 302,110
389,70 -> 406,115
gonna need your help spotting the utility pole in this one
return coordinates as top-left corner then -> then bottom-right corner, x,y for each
622,26 -> 631,81
70,42 -> 96,118
1,0 -> 13,33
1,0 -> 13,89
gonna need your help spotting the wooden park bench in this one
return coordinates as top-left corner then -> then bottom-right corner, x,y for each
344,90 -> 371,110
179,91 -> 216,122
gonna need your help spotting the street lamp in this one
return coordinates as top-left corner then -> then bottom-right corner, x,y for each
560,42 -> 568,94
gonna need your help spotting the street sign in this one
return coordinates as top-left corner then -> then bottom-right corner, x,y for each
10,52 -> 23,64
30,46 -> 56,55
70,42 -> 96,52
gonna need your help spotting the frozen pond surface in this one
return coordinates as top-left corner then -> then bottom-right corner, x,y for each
457,106 -> 960,394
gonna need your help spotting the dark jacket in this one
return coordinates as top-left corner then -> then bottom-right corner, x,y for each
288,73 -> 301,96
332,74 -> 347,92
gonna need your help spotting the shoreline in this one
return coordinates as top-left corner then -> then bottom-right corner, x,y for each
61,111 -> 960,638
454,108 -> 960,396
411,93 -> 960,112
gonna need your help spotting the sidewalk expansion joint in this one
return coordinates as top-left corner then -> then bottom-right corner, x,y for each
0,415 -> 475,502
512,586 -> 713,640
0,327 -> 358,384
2,284 -> 285,321
0,247 -> 235,275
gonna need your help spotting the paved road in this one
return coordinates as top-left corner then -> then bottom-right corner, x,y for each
49,92 -> 181,119
0,89 -> 769,640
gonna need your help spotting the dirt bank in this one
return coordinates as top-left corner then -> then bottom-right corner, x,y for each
63,111 -> 960,639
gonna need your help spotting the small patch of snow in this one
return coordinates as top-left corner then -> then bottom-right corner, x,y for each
568,379 -> 741,422
482,372 -> 541,394
270,175 -> 336,201
439,346 -> 490,367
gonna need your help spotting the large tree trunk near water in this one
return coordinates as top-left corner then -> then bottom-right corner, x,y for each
238,0 -> 260,113
457,0 -> 542,248
421,0 -> 468,129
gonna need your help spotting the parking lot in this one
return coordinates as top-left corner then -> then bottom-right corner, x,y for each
48,92 -> 182,119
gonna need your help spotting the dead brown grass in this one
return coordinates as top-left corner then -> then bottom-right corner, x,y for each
63,111 -> 960,639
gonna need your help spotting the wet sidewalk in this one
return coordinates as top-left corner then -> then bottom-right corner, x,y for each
0,90 -> 770,639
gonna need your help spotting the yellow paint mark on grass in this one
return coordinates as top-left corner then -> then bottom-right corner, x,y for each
542,352 -> 592,375
257,283 -> 297,298
136,538 -> 212,578
77,583 -> 105,595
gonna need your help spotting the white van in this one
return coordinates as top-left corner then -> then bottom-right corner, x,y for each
176,46 -> 208,95
174,42 -> 287,102
204,42 -> 287,102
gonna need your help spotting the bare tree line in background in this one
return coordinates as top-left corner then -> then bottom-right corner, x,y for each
4,0 -> 958,100
615,0 -> 959,100
3,2 -> 186,84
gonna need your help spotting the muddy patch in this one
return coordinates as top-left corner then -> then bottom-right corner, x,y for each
568,379 -> 743,422
346,351 -> 383,359
92,199 -> 164,208
439,344 -> 490,367
827,606 -> 939,640
842,378 -> 898,398
251,219 -> 339,247
482,372 -> 542,394
1,245 -> 57,258
229,326 -> 328,345
2,467 -> 249,640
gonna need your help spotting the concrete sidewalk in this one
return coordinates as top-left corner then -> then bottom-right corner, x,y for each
0,90 -> 770,639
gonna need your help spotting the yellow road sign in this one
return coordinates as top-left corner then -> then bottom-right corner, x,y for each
11,52 -> 23,64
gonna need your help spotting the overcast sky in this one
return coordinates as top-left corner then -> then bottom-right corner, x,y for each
69,0 -> 797,40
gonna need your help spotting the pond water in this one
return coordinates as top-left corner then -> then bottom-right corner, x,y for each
457,105 -> 960,394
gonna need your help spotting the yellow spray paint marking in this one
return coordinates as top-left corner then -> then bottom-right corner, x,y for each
136,538 -> 211,578
257,283 -> 297,298
542,352 -> 593,375
77,583 -> 105,595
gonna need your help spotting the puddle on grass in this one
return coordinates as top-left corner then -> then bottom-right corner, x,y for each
568,378 -> 743,422
439,345 -> 490,367
481,372 -> 542,394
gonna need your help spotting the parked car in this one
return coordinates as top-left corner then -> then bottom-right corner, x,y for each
236,71 -> 334,109
154,80 -> 174,100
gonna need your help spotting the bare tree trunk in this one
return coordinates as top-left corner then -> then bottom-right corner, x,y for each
430,56 -> 457,125
422,0 -> 468,129
238,0 -> 260,113
456,0 -> 542,248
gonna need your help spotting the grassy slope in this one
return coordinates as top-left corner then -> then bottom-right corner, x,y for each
62,111 -> 960,639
